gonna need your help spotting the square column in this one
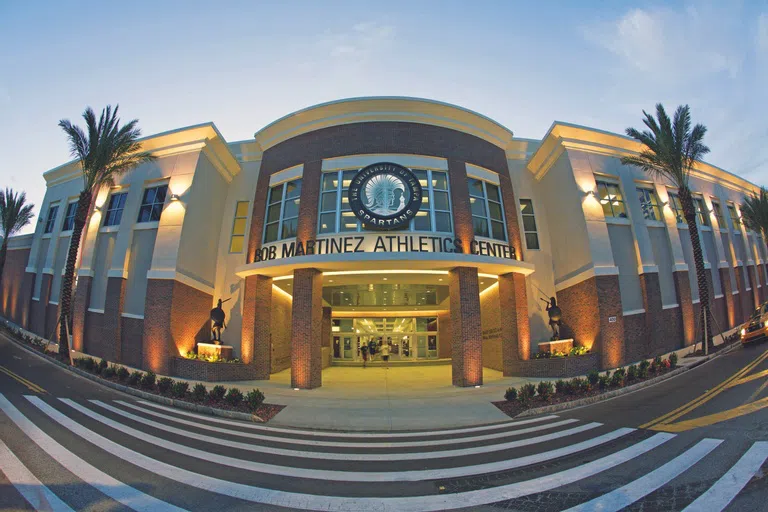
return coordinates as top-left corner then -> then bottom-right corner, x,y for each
241,274 -> 272,379
449,266 -> 482,387
291,268 -> 323,389
498,272 -> 529,375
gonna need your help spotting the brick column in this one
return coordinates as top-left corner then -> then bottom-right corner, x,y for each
19,272 -> 35,330
719,267 -> 736,328
758,265 -> 767,303
498,172 -> 523,260
71,275 -> 92,352
498,272 -> 529,376
447,159 -> 474,254
241,274 -> 272,379
322,306 -> 332,368
449,266 -> 482,386
291,268 -> 323,389
30,273 -> 52,337
748,266 -> 760,312
295,160 -> 321,245
673,271 -> 696,346
639,272 -> 665,356
734,266 -> 750,322
100,277 -> 126,362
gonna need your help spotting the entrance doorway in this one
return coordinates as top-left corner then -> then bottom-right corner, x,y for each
331,317 -> 439,362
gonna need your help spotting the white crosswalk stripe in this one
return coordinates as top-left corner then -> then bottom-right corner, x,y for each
0,393 -> 765,511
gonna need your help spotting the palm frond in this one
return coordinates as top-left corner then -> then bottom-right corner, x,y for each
741,187 -> 768,238
0,188 -> 34,238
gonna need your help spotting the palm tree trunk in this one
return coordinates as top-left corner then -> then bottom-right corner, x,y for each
0,237 -> 8,296
58,190 -> 92,356
679,187 -> 713,352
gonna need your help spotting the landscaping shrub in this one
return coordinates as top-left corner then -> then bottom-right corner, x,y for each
569,345 -> 589,356
127,371 -> 143,386
650,355 -> 663,373
140,371 -> 156,390
518,383 -> 536,405
191,383 -> 207,402
116,366 -> 129,381
568,378 -> 583,395
225,387 -> 244,406
579,378 -> 591,393
96,359 -> 108,375
171,381 -> 189,398
537,381 -> 554,400
598,373 -> 610,390
610,368 -> 626,387
555,379 -> 567,394
638,360 -> 650,378
209,385 -> 226,402
669,352 -> 678,368
83,357 -> 96,372
102,366 -> 116,379
504,387 -> 518,401
626,364 -> 637,382
246,389 -> 265,411
587,370 -> 599,386
157,377 -> 174,394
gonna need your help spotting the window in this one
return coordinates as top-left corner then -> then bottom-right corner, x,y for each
318,169 -> 452,234
727,204 -> 741,229
668,193 -> 684,224
519,199 -> 539,250
137,185 -> 168,223
468,178 -> 506,240
595,180 -> 627,218
711,201 -> 726,229
636,188 -> 662,221
264,179 -> 301,243
693,197 -> 710,227
229,201 -> 250,253
44,205 -> 59,233
62,202 -> 77,231
103,192 -> 128,227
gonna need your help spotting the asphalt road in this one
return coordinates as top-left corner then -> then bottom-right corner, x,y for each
1,332 -> 767,511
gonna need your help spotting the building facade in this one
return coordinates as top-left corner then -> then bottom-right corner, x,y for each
1,97 -> 764,388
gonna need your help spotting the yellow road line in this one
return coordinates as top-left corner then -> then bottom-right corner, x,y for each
639,348 -> 768,429
726,368 -> 768,388
650,396 -> 768,432
0,366 -> 46,394
746,378 -> 768,404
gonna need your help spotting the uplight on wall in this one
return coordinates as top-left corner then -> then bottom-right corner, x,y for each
170,193 -> 180,201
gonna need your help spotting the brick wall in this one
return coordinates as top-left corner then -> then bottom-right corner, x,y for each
622,312 -> 645,364
719,268 -> 736,329
84,310 -> 104,356
29,273 -> 52,337
437,311 -> 452,359
673,271 -> 695,346
271,286 -> 292,373
290,268 -> 322,389
45,303 -> 58,342
499,272 -> 530,374
480,283 -> 502,371
72,275 -> 92,352
507,353 -> 600,379
449,267 -> 483,386
19,271 -> 35,329
173,357 -> 259,381
96,277 -> 126,362
121,316 -> 144,368
0,248 -> 30,325
241,275 -> 272,379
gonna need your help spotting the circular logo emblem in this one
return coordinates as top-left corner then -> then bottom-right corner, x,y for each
348,162 -> 423,230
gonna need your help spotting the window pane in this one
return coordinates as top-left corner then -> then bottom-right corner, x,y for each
340,194 -> 351,211
321,191 -> 337,212
282,198 -> 300,218
150,203 -> 163,222
235,201 -> 250,218
525,232 -> 540,250
285,180 -> 302,199
433,191 -> 449,211
264,223 -> 279,243
486,183 -> 500,202
281,217 -> 298,239
488,201 -> 503,221
435,212 -> 452,232
522,215 -> 537,232
431,172 -> 447,190
342,171 -> 356,188
229,235 -> 244,253
232,218 -> 247,236
414,170 -> 428,188
414,211 -> 431,231
319,212 -> 336,234
268,185 -> 283,204
154,186 -> 167,204
468,178 -> 484,198
473,216 -> 489,237
470,197 -> 486,216
322,173 -> 337,191
611,201 -> 626,218
267,203 -> 281,223
143,187 -> 157,204
339,211 -> 358,232
491,220 -> 506,240
520,199 -> 533,215
137,205 -> 151,223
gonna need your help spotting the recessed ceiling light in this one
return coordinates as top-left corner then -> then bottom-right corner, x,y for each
328,279 -> 334,282
438,278 -> 443,282
382,277 -> 388,281
480,282 -> 484,285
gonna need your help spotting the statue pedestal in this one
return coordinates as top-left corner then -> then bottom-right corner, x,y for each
537,338 -> 574,354
197,342 -> 234,361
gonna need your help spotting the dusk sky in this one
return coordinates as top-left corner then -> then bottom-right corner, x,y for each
1,1 -> 766,233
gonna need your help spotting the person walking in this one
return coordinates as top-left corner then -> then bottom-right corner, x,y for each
381,342 -> 391,369
360,344 -> 369,368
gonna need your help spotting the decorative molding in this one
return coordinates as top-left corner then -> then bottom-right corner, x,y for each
269,164 -> 304,187
321,154 -> 447,172
121,312 -> 145,320
77,269 -> 95,278
662,303 -> 679,310
638,264 -> 659,274
554,265 -> 620,292
48,301 -> 58,305
87,308 -> 105,314
674,263 -> 690,272
623,308 -> 646,316
42,268 -> 54,275
146,269 -> 215,296
465,163 -> 500,184
107,269 -> 128,279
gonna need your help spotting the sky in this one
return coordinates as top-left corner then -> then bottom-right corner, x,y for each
1,0 -> 767,233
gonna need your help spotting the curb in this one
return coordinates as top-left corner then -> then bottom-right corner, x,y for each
2,330 -> 264,424
514,343 -> 740,418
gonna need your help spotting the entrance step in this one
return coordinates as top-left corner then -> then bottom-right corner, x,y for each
331,358 -> 451,367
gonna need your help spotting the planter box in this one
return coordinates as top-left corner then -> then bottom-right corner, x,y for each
508,352 -> 600,378
537,338 -> 574,354
173,357 -> 258,382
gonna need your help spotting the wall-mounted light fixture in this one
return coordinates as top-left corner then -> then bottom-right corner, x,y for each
170,193 -> 180,201
93,205 -> 101,212
661,201 -> 669,207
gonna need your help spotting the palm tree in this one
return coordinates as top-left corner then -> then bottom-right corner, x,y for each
621,104 -> 713,353
57,105 -> 153,356
0,189 -> 34,291
740,187 -> 768,249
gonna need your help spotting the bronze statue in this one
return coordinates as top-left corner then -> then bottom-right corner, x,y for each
210,298 -> 231,344
542,296 -> 562,340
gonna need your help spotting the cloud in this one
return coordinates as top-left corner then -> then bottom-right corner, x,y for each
322,21 -> 396,63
